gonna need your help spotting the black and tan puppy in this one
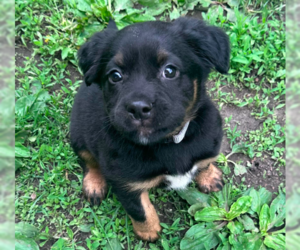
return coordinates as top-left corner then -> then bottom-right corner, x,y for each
70,17 -> 230,241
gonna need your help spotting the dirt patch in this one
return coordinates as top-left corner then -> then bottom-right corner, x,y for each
206,79 -> 286,194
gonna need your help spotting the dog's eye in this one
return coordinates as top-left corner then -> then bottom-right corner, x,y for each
163,65 -> 178,79
109,71 -> 123,83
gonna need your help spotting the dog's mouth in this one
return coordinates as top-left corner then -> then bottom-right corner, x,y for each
111,105 -> 186,145
138,128 -> 153,145
112,118 -> 171,145
114,120 -> 187,146
132,124 -> 158,145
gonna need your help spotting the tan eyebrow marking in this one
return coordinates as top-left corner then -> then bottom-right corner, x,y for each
157,50 -> 169,64
114,52 -> 124,66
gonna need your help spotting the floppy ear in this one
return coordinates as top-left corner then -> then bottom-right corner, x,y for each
173,17 -> 230,74
78,20 -> 118,86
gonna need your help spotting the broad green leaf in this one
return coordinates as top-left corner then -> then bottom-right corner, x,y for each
211,183 -> 232,211
15,222 -> 39,238
275,104 -> 285,109
218,232 -> 228,244
61,47 -> 70,60
76,0 -> 92,12
227,0 -> 239,7
127,8 -> 146,15
15,159 -> 23,171
145,3 -> 170,16
170,7 -> 180,20
234,164 -> 247,176
232,55 -> 249,64
149,243 -> 160,250
122,13 -> 156,23
249,189 -> 260,213
31,102 -> 47,114
238,215 -> 258,232
231,143 -> 249,154
66,227 -> 73,239
180,222 -> 222,250
91,4 -> 112,21
36,89 -> 50,102
78,224 -> 93,233
15,142 -> 30,158
229,233 -> 243,249
219,164 -> 231,175
226,8 -> 236,22
268,190 -> 285,229
177,187 -> 210,206
227,221 -> 243,235
51,238 -> 73,250
113,0 -> 133,12
105,237 -> 122,250
138,0 -> 159,7
238,233 -> 266,250
195,207 -> 227,222
161,239 -> 170,250
248,54 -> 263,62
91,241 -> 100,249
15,232 -> 39,250
227,196 -> 252,220
264,234 -> 285,250
79,23 -> 104,41
258,188 -> 272,205
259,204 -> 270,234
15,95 -> 35,117
188,203 -> 208,216
249,188 -> 272,215
115,20 -> 131,29
199,0 -> 211,8
216,241 -> 230,250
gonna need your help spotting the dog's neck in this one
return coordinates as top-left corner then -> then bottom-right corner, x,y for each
172,121 -> 190,144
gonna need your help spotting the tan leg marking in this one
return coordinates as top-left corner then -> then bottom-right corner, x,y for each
196,157 -> 218,170
79,151 -> 107,205
195,157 -> 224,193
130,192 -> 161,242
125,175 -> 164,192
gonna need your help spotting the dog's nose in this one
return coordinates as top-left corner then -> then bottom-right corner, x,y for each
127,101 -> 152,120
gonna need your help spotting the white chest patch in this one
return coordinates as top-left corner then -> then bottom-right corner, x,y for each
165,165 -> 198,190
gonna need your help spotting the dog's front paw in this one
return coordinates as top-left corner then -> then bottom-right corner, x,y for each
83,169 -> 107,206
195,163 -> 224,193
133,222 -> 161,242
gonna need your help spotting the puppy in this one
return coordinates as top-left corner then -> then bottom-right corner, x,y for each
70,17 -> 230,241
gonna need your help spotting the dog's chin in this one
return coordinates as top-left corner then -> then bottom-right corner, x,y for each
111,115 -> 182,145
126,128 -> 163,146
114,125 -> 170,145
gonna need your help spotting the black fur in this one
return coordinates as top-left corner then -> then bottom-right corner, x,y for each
71,18 -> 229,225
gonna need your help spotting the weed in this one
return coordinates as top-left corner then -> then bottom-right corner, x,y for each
177,184 -> 285,250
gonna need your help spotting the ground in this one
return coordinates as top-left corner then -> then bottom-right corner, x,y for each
15,1 -> 287,249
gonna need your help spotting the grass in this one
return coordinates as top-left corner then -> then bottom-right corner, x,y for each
15,0 -> 286,249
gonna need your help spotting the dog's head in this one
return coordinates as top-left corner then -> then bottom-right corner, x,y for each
78,18 -> 230,145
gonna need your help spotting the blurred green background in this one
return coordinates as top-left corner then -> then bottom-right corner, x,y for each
0,0 -> 15,249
